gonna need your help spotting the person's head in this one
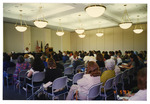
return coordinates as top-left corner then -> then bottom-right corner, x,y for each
86,61 -> 101,77
47,58 -> 56,69
17,55 -> 25,64
24,54 -> 29,59
41,55 -> 46,62
26,47 -> 29,51
3,53 -> 10,62
104,54 -> 110,60
32,55 -> 45,72
137,67 -> 147,90
96,53 -> 104,61
105,59 -> 115,70
137,53 -> 144,60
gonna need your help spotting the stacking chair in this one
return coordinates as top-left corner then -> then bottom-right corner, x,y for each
86,83 -> 103,100
75,64 -> 85,74
5,66 -> 16,88
26,72 -> 45,99
64,66 -> 74,76
44,76 -> 68,100
64,63 -> 71,69
72,72 -> 84,85
114,72 -> 123,100
100,77 -> 115,100
15,70 -> 28,94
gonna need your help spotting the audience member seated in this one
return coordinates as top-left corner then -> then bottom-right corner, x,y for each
66,61 -> 101,100
62,51 -> 69,63
114,58 -> 121,75
43,58 -> 62,84
24,54 -> 30,63
41,55 -> 48,68
13,55 -> 31,85
137,54 -> 144,68
117,55 -> 122,65
10,53 -> 18,64
24,47 -> 30,53
121,54 -> 140,69
101,58 -> 115,91
27,55 -> 45,78
123,67 -> 147,101
96,53 -> 105,68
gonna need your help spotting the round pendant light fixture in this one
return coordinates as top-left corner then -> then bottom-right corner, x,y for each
79,34 -> 86,38
75,15 -> 85,34
33,6 -> 48,28
119,5 -> 132,29
15,10 -> 28,32
85,5 -> 106,17
56,19 -> 64,36
96,22 -> 104,37
133,15 -> 143,34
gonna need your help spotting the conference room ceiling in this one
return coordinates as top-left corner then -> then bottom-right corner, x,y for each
3,3 -> 147,32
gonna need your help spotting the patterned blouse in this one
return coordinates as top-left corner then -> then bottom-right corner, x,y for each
13,62 -> 31,83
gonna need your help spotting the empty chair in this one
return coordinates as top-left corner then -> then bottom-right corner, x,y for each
5,66 -> 16,88
44,76 -> 68,100
26,72 -> 45,99
75,65 -> 85,73
87,83 -> 103,100
64,66 -> 74,76
64,63 -> 70,69
72,72 -> 84,85
100,77 -> 115,100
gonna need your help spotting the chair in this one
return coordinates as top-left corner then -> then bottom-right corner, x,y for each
15,70 -> 28,94
75,65 -> 85,74
44,76 -> 68,100
114,72 -> 123,100
26,72 -> 45,99
5,66 -> 16,88
72,72 -> 84,85
100,77 -> 115,100
64,66 -> 74,76
87,83 -> 103,100
64,63 -> 70,69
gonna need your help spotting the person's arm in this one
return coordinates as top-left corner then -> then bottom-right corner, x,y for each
77,75 -> 88,87
27,70 -> 33,78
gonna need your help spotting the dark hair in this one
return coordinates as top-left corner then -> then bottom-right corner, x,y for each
32,55 -> 45,72
104,54 -> 110,60
137,67 -> 147,89
3,53 -> 10,62
138,53 -> 143,59
47,58 -> 56,69
96,53 -> 104,61
17,55 -> 25,64
86,61 -> 101,77
130,54 -> 140,67
41,55 -> 46,62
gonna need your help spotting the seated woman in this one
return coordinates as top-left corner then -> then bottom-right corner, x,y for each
27,55 -> 45,78
96,53 -> 105,68
121,54 -> 139,69
41,55 -> 48,68
13,55 -> 31,85
123,67 -> 147,101
66,61 -> 101,100
44,58 -> 62,83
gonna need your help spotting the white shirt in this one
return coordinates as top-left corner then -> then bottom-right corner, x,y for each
114,65 -> 121,75
129,89 -> 147,101
117,57 -> 122,65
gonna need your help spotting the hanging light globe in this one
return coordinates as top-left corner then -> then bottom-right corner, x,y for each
75,29 -> 85,34
15,25 -> 27,32
133,29 -> 143,34
96,33 -> 104,37
119,22 -> 132,29
56,31 -> 64,36
85,5 -> 106,17
133,15 -> 143,34
34,20 -> 48,28
79,34 -> 86,38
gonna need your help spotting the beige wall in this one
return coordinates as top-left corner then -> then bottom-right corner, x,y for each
51,29 -> 70,52
70,23 -> 147,53
3,22 -> 147,54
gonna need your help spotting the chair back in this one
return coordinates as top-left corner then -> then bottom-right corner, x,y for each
104,77 -> 114,90
52,76 -> 68,90
32,72 -> 45,82
64,66 -> 74,75
75,65 -> 84,73
73,72 -> 84,84
64,63 -> 70,69
114,72 -> 122,85
87,83 -> 102,100
7,66 -> 16,74
122,69 -> 129,79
